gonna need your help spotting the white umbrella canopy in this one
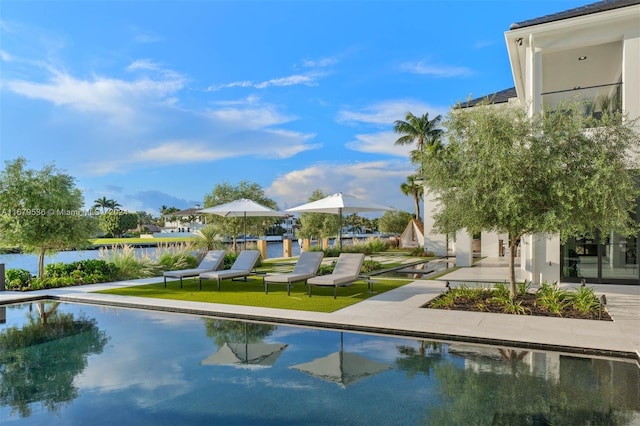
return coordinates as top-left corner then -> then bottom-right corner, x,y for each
198,198 -> 284,248
285,192 -> 393,215
285,193 -> 394,248
290,333 -> 391,387
201,342 -> 288,370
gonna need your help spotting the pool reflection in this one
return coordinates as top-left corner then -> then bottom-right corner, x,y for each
0,301 -> 638,425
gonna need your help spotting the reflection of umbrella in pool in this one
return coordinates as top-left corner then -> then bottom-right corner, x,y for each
201,342 -> 288,369
290,332 -> 391,387
286,192 -> 393,248
198,198 -> 284,249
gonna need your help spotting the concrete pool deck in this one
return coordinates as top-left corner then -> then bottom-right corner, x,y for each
1,257 -> 638,362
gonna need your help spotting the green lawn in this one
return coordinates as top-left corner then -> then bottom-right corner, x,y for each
95,276 -> 412,313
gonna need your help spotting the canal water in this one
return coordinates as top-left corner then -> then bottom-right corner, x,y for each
0,242 -> 302,275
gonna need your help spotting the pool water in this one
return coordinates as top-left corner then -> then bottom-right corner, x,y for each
0,301 -> 638,425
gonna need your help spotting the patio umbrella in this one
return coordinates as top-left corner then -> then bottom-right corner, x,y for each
201,342 -> 288,369
290,332 -> 391,387
285,192 -> 394,248
198,198 -> 284,249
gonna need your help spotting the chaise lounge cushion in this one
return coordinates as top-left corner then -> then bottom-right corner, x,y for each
199,250 -> 261,290
264,252 -> 324,295
307,253 -> 365,298
163,250 -> 226,287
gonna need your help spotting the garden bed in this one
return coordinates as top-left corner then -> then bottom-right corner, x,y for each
424,283 -> 612,321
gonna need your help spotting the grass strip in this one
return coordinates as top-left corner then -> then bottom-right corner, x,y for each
95,276 -> 412,313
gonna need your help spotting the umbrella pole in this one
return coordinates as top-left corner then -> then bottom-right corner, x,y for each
243,212 -> 247,251
339,208 -> 343,250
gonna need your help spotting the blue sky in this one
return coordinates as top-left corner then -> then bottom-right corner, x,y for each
0,0 -> 589,216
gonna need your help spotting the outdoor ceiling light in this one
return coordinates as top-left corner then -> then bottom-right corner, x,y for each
578,56 -> 587,61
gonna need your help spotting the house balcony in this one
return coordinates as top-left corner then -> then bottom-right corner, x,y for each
541,82 -> 623,124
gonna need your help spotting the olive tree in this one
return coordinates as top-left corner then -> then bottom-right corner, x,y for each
202,181 -> 280,251
378,210 -> 414,235
98,210 -> 138,238
295,189 -> 340,241
0,158 -> 97,277
423,102 -> 640,297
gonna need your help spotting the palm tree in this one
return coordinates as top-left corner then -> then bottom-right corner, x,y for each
93,197 -> 110,213
93,197 -> 121,212
106,199 -> 121,211
393,112 -> 443,176
401,175 -> 424,221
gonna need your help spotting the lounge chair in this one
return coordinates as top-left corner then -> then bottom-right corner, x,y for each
307,253 -> 365,298
199,250 -> 261,291
163,250 -> 226,288
263,252 -> 324,295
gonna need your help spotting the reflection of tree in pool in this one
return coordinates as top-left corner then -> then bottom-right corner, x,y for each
0,302 -> 109,418
394,341 -> 445,378
202,318 -> 276,346
425,349 -> 634,425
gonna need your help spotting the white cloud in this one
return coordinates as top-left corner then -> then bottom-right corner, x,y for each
267,160 -> 415,213
345,131 -> 411,157
126,59 -> 162,72
337,99 -> 449,126
207,72 -> 322,91
208,106 -> 294,129
398,60 -> 473,77
301,56 -> 338,68
0,49 -> 13,61
133,141 -> 232,163
5,66 -> 185,124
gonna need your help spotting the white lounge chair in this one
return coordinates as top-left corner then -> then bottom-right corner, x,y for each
263,252 -> 324,295
199,250 -> 261,291
307,253 -> 365,298
163,250 -> 226,288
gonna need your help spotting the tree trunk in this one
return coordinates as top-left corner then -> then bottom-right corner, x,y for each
509,239 -> 517,299
38,248 -> 46,279
413,195 -> 421,221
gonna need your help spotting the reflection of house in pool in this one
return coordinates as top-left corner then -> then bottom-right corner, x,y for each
448,343 -> 640,418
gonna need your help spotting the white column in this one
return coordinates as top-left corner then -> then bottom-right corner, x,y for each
525,34 -> 543,116
423,186 -> 448,256
480,231 -> 501,257
623,36 -> 640,123
455,230 -> 473,267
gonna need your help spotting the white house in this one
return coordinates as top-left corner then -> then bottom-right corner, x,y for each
424,0 -> 640,284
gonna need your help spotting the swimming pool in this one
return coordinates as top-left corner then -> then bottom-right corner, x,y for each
1,301 -> 638,425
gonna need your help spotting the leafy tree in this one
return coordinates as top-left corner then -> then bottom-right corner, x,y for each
0,158 -> 97,278
98,210 -> 138,238
203,319 -> 276,347
424,101 -> 640,297
295,189 -> 340,241
0,302 -> 108,417
378,210 -> 414,234
202,181 -> 280,251
401,174 -> 424,220
135,211 -> 154,228
394,111 -> 444,174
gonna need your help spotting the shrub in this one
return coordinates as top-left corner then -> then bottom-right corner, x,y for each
157,252 -> 198,271
45,259 -> 117,282
536,282 -> 570,316
408,246 -> 435,257
98,245 -> 160,280
5,268 -> 32,290
361,259 -> 382,274
568,285 -> 601,314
